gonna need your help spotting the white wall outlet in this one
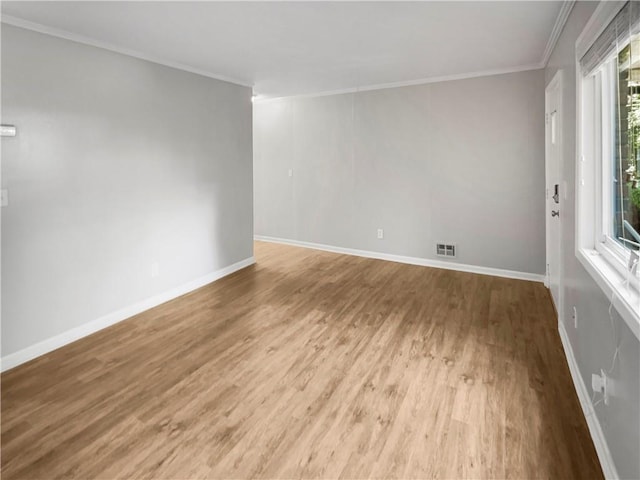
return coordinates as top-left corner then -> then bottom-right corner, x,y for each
0,125 -> 16,137
572,306 -> 578,329
377,228 -> 384,239
288,169 -> 293,177
601,369 -> 610,405
151,262 -> 160,278
591,370 -> 610,406
1,189 -> 8,207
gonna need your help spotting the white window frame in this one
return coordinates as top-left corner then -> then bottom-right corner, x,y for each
594,58 -> 639,288
576,1 -> 640,340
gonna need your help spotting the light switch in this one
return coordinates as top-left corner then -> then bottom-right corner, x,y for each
1,189 -> 8,207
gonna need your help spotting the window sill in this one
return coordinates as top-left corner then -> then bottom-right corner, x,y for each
577,248 -> 640,340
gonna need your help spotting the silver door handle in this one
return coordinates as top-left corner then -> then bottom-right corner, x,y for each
551,210 -> 559,217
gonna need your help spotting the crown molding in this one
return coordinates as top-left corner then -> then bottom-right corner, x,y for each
3,8 -> 555,102
541,0 -> 576,66
1,15 -> 254,88
254,62 -> 544,103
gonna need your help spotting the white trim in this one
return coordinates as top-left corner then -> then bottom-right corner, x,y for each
544,265 -> 550,288
599,237 -> 640,292
254,63 -> 544,102
558,322 -> 620,480
255,235 -> 545,283
541,1 -> 576,67
1,15 -> 253,88
0,257 -> 255,372
577,249 -> 640,341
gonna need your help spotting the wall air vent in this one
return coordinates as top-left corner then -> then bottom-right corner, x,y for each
436,243 -> 456,258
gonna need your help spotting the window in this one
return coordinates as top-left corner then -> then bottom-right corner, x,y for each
590,41 -> 640,280
613,41 -> 640,251
577,1 -> 640,334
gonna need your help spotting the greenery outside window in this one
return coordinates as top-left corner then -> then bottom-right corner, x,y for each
577,0 -> 640,337
613,39 -> 640,252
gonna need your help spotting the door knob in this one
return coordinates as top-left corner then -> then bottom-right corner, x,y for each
551,210 -> 560,217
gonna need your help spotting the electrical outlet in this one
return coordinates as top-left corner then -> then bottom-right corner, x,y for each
591,370 -> 610,406
601,369 -> 610,405
288,169 -> 293,177
0,125 -> 16,137
151,262 -> 160,278
572,306 -> 578,329
377,229 -> 384,239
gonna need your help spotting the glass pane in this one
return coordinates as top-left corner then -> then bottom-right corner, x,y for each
614,34 -> 640,251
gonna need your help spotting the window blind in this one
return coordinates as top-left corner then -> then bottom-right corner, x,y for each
580,1 -> 640,76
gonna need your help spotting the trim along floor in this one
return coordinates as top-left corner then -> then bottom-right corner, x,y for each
1,241 -> 602,479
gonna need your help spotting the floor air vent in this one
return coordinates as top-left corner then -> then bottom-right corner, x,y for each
436,243 -> 456,258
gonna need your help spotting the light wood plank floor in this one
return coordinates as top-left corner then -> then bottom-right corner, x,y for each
2,241 -> 603,479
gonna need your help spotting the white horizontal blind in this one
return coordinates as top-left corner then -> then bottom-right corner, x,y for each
581,1 -> 640,76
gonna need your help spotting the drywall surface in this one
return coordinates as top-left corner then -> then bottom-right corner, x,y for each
545,2 -> 640,478
1,25 -> 253,357
254,69 -> 545,275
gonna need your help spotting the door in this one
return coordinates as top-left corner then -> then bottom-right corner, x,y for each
545,71 -> 563,318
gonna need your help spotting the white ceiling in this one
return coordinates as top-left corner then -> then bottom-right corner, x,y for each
2,1 -> 565,98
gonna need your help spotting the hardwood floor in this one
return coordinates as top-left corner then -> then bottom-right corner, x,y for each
1,241 -> 603,479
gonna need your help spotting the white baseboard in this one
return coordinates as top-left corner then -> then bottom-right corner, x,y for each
558,322 -> 619,480
254,235 -> 545,283
1,256 -> 255,373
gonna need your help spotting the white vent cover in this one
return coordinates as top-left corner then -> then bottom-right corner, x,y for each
436,243 -> 456,258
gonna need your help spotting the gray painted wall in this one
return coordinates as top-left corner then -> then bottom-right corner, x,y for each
1,25 -> 253,357
254,70 -> 546,275
545,2 -> 639,479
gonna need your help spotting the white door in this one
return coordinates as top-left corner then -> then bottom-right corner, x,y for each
545,71 -> 563,318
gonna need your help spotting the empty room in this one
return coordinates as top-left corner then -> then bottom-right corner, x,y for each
1,1 -> 639,479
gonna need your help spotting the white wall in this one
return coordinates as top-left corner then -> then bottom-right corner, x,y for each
545,3 -> 639,479
1,25 -> 254,360
254,70 -> 546,276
